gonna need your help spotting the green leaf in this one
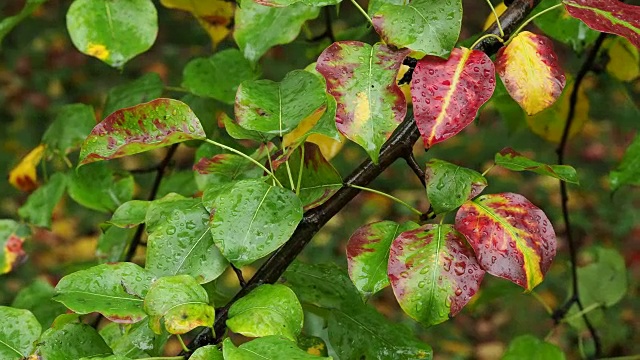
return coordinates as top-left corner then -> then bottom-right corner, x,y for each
0,0 -> 46,47
256,0 -> 341,7
18,172 -> 67,228
104,73 -> 164,116
425,159 -> 487,214
577,246 -> 627,308
145,193 -> 228,283
346,221 -> 419,298
273,142 -> 342,210
495,148 -> 579,184
283,261 -> 360,309
221,112 -> 272,142
11,279 -> 67,329
193,142 -> 273,186
367,0 -> 403,15
316,42 -> 409,163
236,70 -> 326,137
67,162 -> 134,213
42,104 -> 96,155
532,0 -> 599,52
191,345 -> 224,360
96,226 -> 135,263
227,284 -> 303,341
0,219 -> 29,275
54,262 -> 155,323
183,49 -> 260,104
209,179 -> 303,267
143,275 -> 214,334
222,337 -> 332,360
502,335 -> 565,360
36,321 -> 113,360
66,0 -> 158,67
0,306 -> 41,359
610,132 -> 640,192
234,0 -> 320,64
110,200 -> 150,228
372,0 -> 462,57
99,319 -> 168,358
78,98 -> 206,166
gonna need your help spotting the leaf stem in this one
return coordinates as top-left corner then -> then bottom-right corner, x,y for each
481,164 -> 495,177
560,302 -> 601,324
508,3 -> 563,44
483,0 -> 504,37
177,334 -> 189,353
204,139 -> 283,188
350,0 -> 373,26
530,290 -> 553,315
348,184 -> 422,216
296,145 -> 305,196
285,159 -> 296,191
164,85 -> 189,93
470,33 -> 504,50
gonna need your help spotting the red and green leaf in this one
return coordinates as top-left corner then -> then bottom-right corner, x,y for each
563,0 -> 640,49
454,193 -> 556,291
411,47 -> 495,148
496,32 -> 566,115
388,224 -> 485,327
316,41 -> 410,163
346,221 -> 420,298
0,220 -> 29,275
495,147 -> 579,184
79,98 -> 206,166
425,159 -> 487,214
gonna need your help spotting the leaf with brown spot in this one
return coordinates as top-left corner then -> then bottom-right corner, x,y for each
0,220 -> 30,275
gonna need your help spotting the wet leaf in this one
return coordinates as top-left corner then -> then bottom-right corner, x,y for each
235,70 -> 326,137
227,284 -> 303,341
346,221 -> 420,298
0,220 -> 29,275
96,226 -> 135,263
66,0 -> 158,67
143,275 -> 214,334
495,148 -> 579,184
372,0 -> 462,57
79,98 -> 206,166
502,335 -> 565,360
109,200 -> 150,228
411,47 -> 495,148
67,162 -> 134,213
8,144 -> 46,192
191,345 -> 224,360
222,336 -> 332,360
0,0 -> 46,47
221,112 -> 273,142
563,0 -> 640,49
209,179 -> 303,267
455,193 -> 557,291
18,172 -> 67,228
53,262 -> 155,323
104,73 -> 164,117
36,321 -> 112,359
496,32 -> 566,115
388,224 -> 485,327
316,42 -> 410,163
145,193 -> 228,283
183,49 -> 259,104
42,104 -> 96,155
99,320 -> 157,358
11,279 -> 67,329
425,159 -> 487,214
283,261 -> 361,309
533,0 -> 599,52
273,143 -> 342,210
193,154 -> 263,183
605,37 -> 640,82
161,0 -> 234,48
0,307 -> 41,359
234,0 -> 319,63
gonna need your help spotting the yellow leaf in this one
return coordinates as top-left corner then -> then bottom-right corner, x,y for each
8,144 -> 46,192
483,2 -> 507,31
283,107 -> 345,160
161,0 -> 234,48
606,37 -> 640,82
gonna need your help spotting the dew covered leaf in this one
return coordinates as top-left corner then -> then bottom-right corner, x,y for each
235,70 -> 326,137
18,172 -> 67,229
346,221 -> 419,298
145,193 -> 228,283
0,307 -> 41,359
222,336 -> 332,360
425,159 -> 487,214
104,73 -> 164,117
68,162 -> 134,213
36,320 -> 113,359
496,31 -> 566,115
99,319 -> 165,358
411,48 -> 495,148
53,262 -> 155,324
42,104 -> 96,156
109,200 -> 151,228
161,0 -> 234,48
388,224 -> 484,327
372,0 -> 462,57
79,98 -> 206,166
455,193 -> 557,291
0,220 -> 29,275
563,0 -> 640,50
495,148 -> 579,184
227,284 -> 303,341
66,0 -> 158,67
143,275 -> 214,334
316,41 -> 410,163
209,179 -> 303,267
234,0 -> 319,64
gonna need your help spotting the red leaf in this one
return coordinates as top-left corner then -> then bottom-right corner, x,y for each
564,0 -> 640,49
411,48 -> 495,148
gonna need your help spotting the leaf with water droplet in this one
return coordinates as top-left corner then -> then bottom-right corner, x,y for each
388,224 -> 484,327
425,159 -> 487,214
222,336 -> 332,359
0,306 -> 41,359
79,98 -> 206,166
411,47 -> 495,148
36,321 -> 113,359
495,147 -> 579,184
67,162 -> 134,213
455,193 -> 557,291
109,200 -> 151,228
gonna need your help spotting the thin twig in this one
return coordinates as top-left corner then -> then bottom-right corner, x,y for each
403,153 -> 426,187
231,264 -> 246,287
554,32 -> 607,359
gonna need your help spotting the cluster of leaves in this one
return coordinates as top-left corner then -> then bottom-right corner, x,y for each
1,0 -> 639,359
